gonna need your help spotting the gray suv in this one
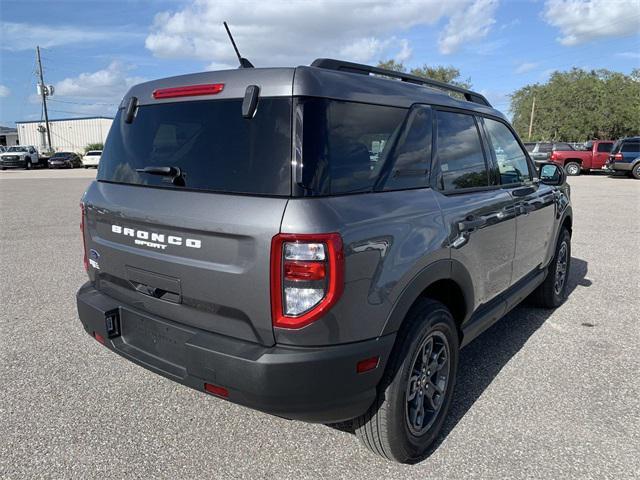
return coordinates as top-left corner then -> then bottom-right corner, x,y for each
76,59 -> 572,463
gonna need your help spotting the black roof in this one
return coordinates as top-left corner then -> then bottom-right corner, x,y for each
123,60 -> 506,120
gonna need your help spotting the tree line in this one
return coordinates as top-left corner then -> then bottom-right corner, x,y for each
378,60 -> 640,141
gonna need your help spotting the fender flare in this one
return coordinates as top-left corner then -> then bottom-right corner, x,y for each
380,259 -> 475,337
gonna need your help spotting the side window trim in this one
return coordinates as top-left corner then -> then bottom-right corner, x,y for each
430,107 -> 493,195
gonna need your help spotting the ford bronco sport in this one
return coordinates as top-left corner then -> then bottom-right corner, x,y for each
76,59 -> 573,463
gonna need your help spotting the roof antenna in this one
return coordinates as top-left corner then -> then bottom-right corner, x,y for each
223,21 -> 254,69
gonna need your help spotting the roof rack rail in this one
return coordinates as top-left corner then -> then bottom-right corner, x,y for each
310,58 -> 492,107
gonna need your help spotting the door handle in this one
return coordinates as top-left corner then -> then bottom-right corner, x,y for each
458,216 -> 487,231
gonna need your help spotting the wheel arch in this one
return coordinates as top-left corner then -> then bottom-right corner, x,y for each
380,259 -> 474,341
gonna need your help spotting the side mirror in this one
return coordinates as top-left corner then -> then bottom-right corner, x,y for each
539,163 -> 565,186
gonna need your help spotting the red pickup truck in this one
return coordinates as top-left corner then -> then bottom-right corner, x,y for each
549,140 -> 614,176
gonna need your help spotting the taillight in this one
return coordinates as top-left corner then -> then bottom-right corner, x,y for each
270,233 -> 344,329
80,202 -> 88,271
614,153 -> 623,161
550,152 -> 558,160
152,83 -> 224,99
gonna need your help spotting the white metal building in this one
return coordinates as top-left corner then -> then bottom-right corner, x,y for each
16,116 -> 113,153
0,126 -> 19,147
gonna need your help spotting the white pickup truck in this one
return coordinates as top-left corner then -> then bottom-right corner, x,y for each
0,146 -> 47,169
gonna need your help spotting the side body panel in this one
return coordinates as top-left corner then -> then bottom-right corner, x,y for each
434,189 -> 517,307
277,188 -> 449,346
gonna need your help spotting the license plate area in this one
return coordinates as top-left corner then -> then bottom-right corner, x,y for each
120,309 -> 193,368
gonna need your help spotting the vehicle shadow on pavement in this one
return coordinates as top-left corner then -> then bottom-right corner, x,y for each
327,257 -> 591,461
430,256 -> 591,455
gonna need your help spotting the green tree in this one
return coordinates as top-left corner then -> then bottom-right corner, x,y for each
85,142 -> 104,153
377,60 -> 472,89
510,69 -> 640,141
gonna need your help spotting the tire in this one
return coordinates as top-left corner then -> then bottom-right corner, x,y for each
25,157 -> 31,170
632,163 -> 640,180
564,162 -> 580,176
354,299 -> 459,463
532,228 -> 571,308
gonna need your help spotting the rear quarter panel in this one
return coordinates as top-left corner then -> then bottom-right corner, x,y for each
277,189 -> 448,346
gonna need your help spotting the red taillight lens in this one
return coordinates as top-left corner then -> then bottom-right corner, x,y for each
93,332 -> 105,345
152,83 -> 224,99
271,233 -> 344,329
284,261 -> 326,281
550,152 -> 557,160
80,202 -> 88,271
614,153 -> 623,161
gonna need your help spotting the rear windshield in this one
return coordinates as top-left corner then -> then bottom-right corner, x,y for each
98,98 -> 292,196
300,98 -> 407,195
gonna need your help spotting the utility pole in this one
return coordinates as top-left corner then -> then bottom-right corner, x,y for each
36,46 -> 52,152
527,96 -> 536,141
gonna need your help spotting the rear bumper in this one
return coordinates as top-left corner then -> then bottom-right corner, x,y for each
610,162 -> 633,171
76,282 -> 395,423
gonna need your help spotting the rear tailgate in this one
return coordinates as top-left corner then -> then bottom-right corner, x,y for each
84,181 -> 286,346
83,69 -> 296,347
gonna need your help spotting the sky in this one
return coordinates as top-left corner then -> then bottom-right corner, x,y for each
0,0 -> 639,127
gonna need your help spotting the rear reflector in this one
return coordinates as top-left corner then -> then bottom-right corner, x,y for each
153,83 -> 224,99
80,202 -> 88,271
204,383 -> 229,398
357,356 -> 379,373
93,332 -> 105,345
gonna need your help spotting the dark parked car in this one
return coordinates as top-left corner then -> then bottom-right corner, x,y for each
606,137 -> 640,179
48,151 -> 82,169
76,59 -> 572,463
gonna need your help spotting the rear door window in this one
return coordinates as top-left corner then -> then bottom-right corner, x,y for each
434,110 -> 489,191
538,143 -> 552,153
98,98 -> 292,196
621,140 -> 640,153
483,118 -> 531,185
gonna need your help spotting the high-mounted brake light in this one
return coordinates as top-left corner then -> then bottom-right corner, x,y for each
271,233 -> 344,329
152,83 -> 224,99
80,202 -> 88,271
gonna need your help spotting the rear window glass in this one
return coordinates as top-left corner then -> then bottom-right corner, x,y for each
98,98 -> 292,196
300,99 -> 406,195
597,143 -> 613,152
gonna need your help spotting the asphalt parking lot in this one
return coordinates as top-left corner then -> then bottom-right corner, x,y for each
1,169 -> 639,479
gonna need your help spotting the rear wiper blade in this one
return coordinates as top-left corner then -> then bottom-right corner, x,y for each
136,166 -> 186,186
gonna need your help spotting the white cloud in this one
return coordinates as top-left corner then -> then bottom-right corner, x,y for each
543,0 -> 640,46
0,85 -> 10,97
145,0 -> 499,66
515,62 -> 540,74
395,39 -> 412,62
616,51 -> 640,59
0,22 -> 141,51
439,0 -> 499,54
54,62 -> 144,99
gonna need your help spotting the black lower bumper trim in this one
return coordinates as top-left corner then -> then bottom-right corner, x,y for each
76,282 -> 396,423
